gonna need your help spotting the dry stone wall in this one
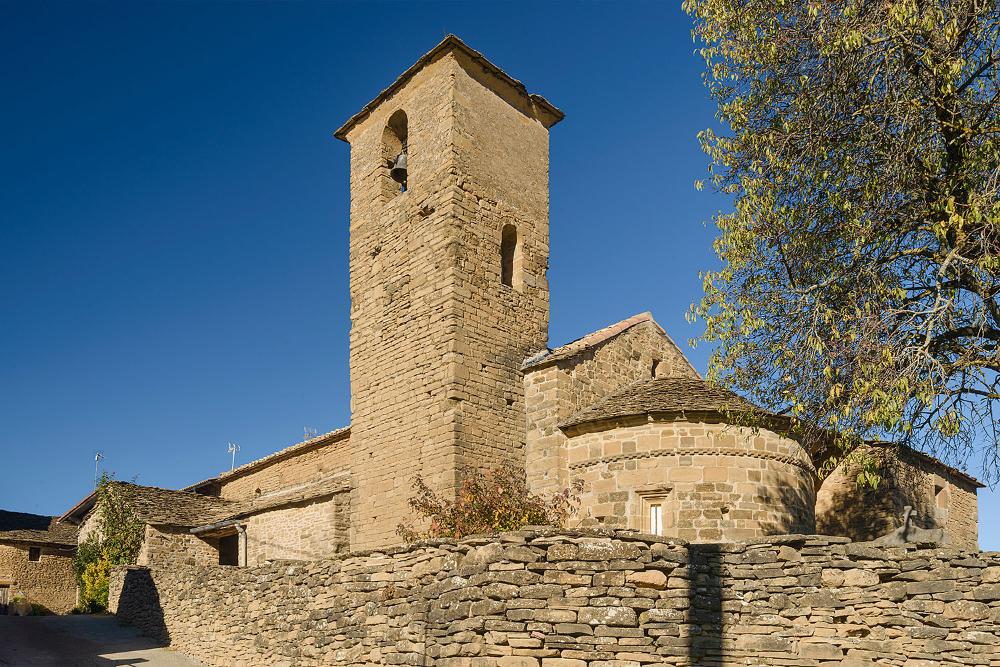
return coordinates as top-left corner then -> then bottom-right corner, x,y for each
111,528 -> 1000,666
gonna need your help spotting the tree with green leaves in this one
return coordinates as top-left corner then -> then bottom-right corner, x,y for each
684,0 -> 1000,482
73,476 -> 144,611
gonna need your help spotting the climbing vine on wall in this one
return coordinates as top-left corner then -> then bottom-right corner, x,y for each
72,475 -> 144,611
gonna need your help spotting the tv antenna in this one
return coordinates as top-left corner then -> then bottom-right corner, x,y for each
227,442 -> 241,470
304,427 -> 318,439
94,451 -> 104,488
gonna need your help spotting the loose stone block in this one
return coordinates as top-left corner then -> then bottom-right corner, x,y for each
626,570 -> 668,590
577,607 -> 639,627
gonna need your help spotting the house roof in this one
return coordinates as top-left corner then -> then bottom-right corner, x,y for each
0,510 -> 78,548
191,474 -> 351,534
870,441 -> 985,489
523,312 -> 698,375
560,376 -> 763,430
184,426 -> 350,492
334,34 -> 563,141
62,474 -> 352,535
229,474 -> 350,520
60,482 -> 238,529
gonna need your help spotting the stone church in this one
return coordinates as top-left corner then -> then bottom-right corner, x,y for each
61,35 -> 982,570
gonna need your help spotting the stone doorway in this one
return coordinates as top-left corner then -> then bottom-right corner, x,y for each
0,584 -> 10,614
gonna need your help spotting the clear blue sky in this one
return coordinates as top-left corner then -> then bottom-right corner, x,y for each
1,1 -> 995,549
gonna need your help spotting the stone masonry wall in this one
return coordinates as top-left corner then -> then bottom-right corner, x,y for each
0,543 -> 77,613
344,49 -> 554,549
139,525 -> 220,568
526,322 -> 701,496
566,417 -> 816,541
217,430 -> 351,502
816,446 -> 980,550
447,49 -> 551,476
245,494 -> 349,565
111,528 -> 1000,666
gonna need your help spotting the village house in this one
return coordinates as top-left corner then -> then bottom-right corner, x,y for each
59,35 -> 983,580
0,509 -> 77,614
60,450 -> 350,568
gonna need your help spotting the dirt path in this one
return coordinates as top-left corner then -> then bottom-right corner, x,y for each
0,615 -> 203,666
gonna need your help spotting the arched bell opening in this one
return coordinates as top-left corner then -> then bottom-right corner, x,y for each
381,110 -> 408,199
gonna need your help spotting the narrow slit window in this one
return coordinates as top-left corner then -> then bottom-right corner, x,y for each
649,504 -> 663,536
500,224 -> 521,289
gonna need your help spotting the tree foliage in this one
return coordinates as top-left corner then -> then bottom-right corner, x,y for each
685,0 -> 1000,481
397,464 -> 582,542
73,476 -> 145,611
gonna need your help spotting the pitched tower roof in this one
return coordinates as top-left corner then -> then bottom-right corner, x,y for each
334,34 -> 564,141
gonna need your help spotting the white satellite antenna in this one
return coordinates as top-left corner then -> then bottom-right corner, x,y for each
227,442 -> 241,470
94,451 -> 104,488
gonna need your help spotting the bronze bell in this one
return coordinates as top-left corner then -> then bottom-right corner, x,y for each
389,151 -> 407,184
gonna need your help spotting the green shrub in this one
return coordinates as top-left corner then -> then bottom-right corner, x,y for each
71,475 -> 144,612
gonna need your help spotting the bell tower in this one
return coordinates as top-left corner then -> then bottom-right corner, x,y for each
335,36 -> 562,548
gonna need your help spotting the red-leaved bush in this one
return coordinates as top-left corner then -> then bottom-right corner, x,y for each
397,464 -> 582,542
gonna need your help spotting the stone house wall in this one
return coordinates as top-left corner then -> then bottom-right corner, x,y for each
816,446 -> 980,550
216,430 -> 351,502
110,528 -> 1000,666
79,506 -> 222,568
138,526 -> 220,568
343,46 -> 556,550
0,543 -> 77,613
565,416 -> 816,540
526,321 -> 699,496
245,494 -> 349,565
77,510 -> 101,544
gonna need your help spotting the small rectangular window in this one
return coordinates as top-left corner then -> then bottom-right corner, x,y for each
649,504 -> 663,536
28,547 -> 41,562
935,483 -> 950,511
218,533 -> 240,566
